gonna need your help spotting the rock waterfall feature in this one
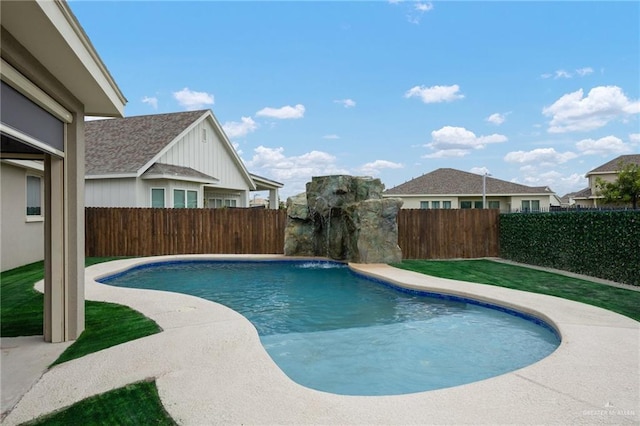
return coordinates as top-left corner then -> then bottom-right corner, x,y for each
284,175 -> 403,263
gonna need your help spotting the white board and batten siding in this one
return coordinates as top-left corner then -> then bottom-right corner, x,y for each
156,118 -> 252,198
85,178 -> 138,207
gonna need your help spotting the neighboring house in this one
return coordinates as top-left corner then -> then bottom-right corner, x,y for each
383,168 -> 557,212
0,160 -> 45,270
559,191 -> 579,207
572,154 -> 640,207
1,0 -> 126,341
85,110 -> 282,209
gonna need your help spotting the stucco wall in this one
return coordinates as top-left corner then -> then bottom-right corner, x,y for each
1,162 -> 44,271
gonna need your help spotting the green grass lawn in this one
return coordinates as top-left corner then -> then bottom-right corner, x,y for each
0,258 -> 161,365
1,258 -> 173,424
23,379 -> 176,426
392,259 -> 640,322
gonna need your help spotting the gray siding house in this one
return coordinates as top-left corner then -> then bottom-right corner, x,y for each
85,110 -> 282,209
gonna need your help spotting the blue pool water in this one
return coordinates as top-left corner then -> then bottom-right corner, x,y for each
100,260 -> 560,395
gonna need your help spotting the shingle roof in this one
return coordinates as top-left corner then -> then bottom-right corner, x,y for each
85,110 -> 208,175
570,187 -> 593,199
587,154 -> 640,175
384,168 -> 553,195
141,163 -> 218,182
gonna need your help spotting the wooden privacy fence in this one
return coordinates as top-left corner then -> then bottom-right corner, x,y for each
397,209 -> 499,259
85,208 -> 288,257
86,207 -> 500,259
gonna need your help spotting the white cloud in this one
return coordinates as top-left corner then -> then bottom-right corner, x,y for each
543,86 -> 640,133
173,87 -> 214,110
541,67 -> 593,80
405,84 -> 464,103
424,126 -> 507,157
554,70 -> 572,79
222,116 -> 258,139
358,160 -> 403,176
232,142 -> 243,156
629,133 -> 640,145
516,171 -> 586,197
469,166 -> 491,175
245,146 -> 349,197
405,1 -> 433,24
504,148 -> 578,165
142,96 -> 158,109
486,112 -> 507,125
575,135 -> 632,156
415,2 -> 433,12
334,98 -> 356,108
576,67 -> 594,76
323,134 -> 340,140
256,104 -> 305,119
422,149 -> 469,159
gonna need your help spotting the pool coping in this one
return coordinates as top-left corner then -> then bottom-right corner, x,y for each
4,254 -> 639,425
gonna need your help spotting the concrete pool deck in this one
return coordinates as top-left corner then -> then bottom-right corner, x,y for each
2,255 -> 638,425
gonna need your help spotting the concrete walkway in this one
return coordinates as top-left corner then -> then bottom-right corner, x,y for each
2,255 -> 638,425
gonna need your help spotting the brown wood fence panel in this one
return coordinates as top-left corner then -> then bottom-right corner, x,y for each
85,208 -> 288,257
397,209 -> 500,259
86,207 -> 499,259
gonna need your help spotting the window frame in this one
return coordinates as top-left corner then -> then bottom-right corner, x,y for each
186,190 -> 198,208
25,174 -> 43,222
460,201 -> 472,209
151,188 -> 166,208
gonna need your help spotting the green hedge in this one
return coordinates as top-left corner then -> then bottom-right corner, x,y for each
499,211 -> 640,286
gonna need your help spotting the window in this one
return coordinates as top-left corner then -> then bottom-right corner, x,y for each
443,201 -> 451,209
224,199 -> 237,207
151,188 -> 165,208
474,201 -> 483,209
173,190 -> 186,208
521,200 -> 530,212
431,201 -> 440,209
488,201 -> 500,210
531,200 -> 540,211
420,201 -> 429,209
187,190 -> 198,208
174,189 -> 198,208
460,201 -> 472,209
26,175 -> 42,216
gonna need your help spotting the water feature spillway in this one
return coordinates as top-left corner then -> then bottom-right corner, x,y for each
284,175 -> 403,263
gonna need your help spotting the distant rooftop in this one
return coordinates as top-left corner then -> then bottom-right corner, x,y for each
384,168 -> 553,195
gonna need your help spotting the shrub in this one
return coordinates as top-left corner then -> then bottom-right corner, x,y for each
499,211 -> 639,286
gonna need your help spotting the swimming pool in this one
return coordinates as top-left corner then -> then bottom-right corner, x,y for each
100,259 -> 560,396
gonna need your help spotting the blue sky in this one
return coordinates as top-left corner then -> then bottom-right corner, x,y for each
71,1 -> 640,199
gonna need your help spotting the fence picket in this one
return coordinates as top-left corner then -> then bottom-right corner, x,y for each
85,207 -> 499,259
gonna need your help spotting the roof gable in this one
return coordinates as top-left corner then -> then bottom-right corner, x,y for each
586,154 -> 640,175
85,110 -> 207,175
384,168 -> 553,195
